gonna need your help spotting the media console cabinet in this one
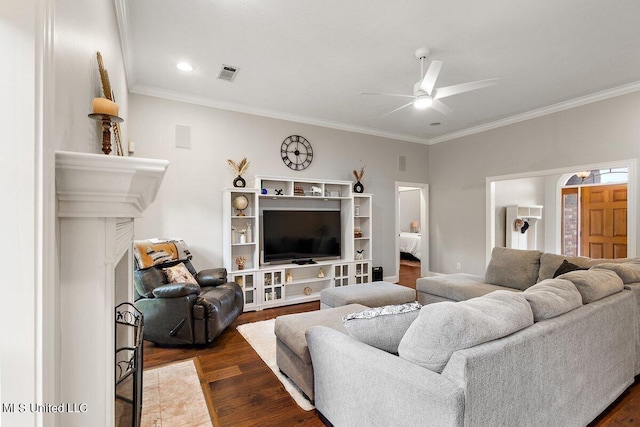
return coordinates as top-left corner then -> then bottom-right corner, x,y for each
223,176 -> 373,311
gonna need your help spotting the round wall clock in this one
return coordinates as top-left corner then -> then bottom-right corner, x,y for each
281,135 -> 313,170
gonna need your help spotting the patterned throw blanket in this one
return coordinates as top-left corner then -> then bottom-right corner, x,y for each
133,238 -> 192,270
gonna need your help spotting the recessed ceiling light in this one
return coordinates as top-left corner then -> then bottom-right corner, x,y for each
176,62 -> 193,72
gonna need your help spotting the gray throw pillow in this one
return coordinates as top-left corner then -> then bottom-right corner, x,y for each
398,291 -> 533,373
485,247 -> 542,290
342,302 -> 422,354
591,263 -> 640,284
557,269 -> 623,303
523,278 -> 582,321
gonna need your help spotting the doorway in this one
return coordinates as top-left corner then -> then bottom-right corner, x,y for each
395,182 -> 429,282
561,168 -> 629,258
486,159 -> 637,264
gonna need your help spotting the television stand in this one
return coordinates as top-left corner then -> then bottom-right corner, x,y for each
223,177 -> 373,312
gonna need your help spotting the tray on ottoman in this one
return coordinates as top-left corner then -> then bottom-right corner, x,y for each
320,281 -> 416,310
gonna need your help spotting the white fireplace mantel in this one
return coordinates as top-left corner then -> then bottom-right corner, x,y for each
56,151 -> 170,218
55,151 -> 168,426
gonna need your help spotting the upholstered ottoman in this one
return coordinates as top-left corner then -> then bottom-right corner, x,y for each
320,281 -> 416,310
274,303 -> 368,401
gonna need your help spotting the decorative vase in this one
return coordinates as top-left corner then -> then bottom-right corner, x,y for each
353,181 -> 364,193
233,175 -> 246,188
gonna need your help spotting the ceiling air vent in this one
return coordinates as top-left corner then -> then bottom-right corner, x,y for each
217,64 -> 239,82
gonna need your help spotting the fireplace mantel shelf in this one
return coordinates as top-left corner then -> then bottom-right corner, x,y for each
55,151 -> 169,218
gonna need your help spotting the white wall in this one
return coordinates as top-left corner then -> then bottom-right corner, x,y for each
399,189 -> 421,232
1,2 -> 38,426
129,94 -> 430,277
429,90 -> 640,275
53,0 -> 128,152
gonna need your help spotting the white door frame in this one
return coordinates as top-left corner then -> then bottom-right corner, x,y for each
486,159 -> 637,265
395,181 -> 429,281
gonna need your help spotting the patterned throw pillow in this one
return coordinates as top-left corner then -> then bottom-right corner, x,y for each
342,302 -> 422,354
163,262 -> 198,285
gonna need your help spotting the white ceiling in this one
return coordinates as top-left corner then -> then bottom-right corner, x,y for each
117,0 -> 640,144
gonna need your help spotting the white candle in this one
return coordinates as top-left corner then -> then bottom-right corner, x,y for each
92,97 -> 119,116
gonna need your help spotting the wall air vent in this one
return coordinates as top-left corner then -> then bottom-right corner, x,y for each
217,64 -> 239,82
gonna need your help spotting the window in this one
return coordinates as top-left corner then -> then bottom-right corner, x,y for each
565,168 -> 628,186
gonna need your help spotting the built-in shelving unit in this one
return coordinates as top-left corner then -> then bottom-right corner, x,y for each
223,176 -> 375,311
506,204 -> 543,250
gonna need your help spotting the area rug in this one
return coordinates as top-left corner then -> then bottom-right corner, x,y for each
237,319 -> 315,411
141,359 -> 213,427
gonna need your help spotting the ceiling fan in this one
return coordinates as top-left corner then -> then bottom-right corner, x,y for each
360,47 -> 498,116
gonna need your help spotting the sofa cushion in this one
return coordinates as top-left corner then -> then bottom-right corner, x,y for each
557,269 -> 624,303
552,260 -> 588,278
134,266 -> 167,298
538,252 -> 638,282
416,273 -> 519,302
591,262 -> 640,284
342,302 -> 422,354
523,279 -> 583,321
163,262 -> 199,285
398,291 -> 534,373
485,247 -> 542,290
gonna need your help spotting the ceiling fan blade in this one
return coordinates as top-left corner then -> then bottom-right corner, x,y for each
433,78 -> 498,99
381,101 -> 414,117
360,91 -> 415,99
419,60 -> 442,95
430,99 -> 452,115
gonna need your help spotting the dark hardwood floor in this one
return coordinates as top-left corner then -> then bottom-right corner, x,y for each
143,262 -> 639,426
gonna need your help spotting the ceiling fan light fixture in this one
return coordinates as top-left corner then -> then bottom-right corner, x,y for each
414,95 -> 433,109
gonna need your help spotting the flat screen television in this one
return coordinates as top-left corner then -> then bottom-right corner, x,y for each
262,210 -> 341,263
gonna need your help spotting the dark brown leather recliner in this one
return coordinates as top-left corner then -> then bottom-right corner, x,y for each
134,259 -> 243,346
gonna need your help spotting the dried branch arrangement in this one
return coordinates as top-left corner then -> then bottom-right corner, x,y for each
97,52 -> 112,101
228,158 -> 250,175
96,51 -> 123,156
353,166 -> 365,181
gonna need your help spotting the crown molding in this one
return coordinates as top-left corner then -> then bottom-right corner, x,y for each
128,78 -> 640,148
427,81 -> 640,145
130,84 -> 432,145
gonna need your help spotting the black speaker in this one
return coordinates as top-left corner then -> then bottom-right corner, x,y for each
372,266 -> 383,282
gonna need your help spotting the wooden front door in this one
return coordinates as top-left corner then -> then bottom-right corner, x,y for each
581,184 -> 628,259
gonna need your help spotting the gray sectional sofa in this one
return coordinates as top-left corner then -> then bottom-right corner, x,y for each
416,247 -> 640,305
306,248 -> 640,427
418,247 -> 640,375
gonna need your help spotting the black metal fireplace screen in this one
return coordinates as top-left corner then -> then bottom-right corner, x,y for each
115,303 -> 144,427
